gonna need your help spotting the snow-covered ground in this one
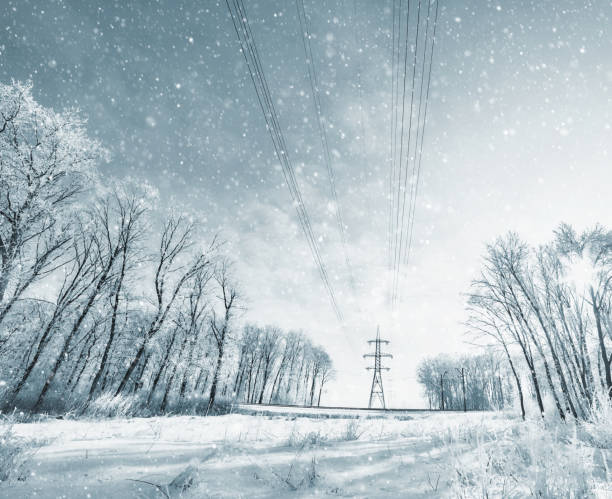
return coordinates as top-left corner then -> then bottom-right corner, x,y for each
1,410 -> 610,498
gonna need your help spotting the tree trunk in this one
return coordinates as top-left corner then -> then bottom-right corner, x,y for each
592,287 -> 612,399
233,363 -> 246,399
146,333 -> 178,407
178,335 -> 197,403
33,308 -> 98,411
0,258 -> 13,305
269,363 -> 284,404
115,342 -> 146,396
160,332 -> 189,410
502,343 -> 525,420
34,243 -> 120,411
293,357 -> 305,403
208,344 -> 224,409
6,312 -> 59,405
258,364 -> 271,404
199,369 -> 211,396
132,350 -> 152,395
317,381 -> 324,407
512,271 -> 576,418
194,365 -> 208,394
68,334 -> 96,392
88,252 -> 128,401
250,358 -> 262,404
309,370 -> 318,406
507,295 -> 556,418
160,358 -> 180,413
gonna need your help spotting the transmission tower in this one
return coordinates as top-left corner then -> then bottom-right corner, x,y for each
363,326 -> 392,409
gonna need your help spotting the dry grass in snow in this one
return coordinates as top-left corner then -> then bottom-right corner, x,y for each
0,408 -> 610,498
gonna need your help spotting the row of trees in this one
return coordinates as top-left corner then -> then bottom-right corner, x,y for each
467,226 -> 611,420
0,81 -> 333,414
232,325 -> 334,407
416,352 -> 513,411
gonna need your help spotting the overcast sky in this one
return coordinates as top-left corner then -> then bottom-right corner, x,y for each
2,0 -> 610,407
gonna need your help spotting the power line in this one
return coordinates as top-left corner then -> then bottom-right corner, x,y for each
232,0 -> 341,321
295,0 -> 358,297
405,0 -> 440,266
390,0 -> 412,308
397,0 -> 423,306
226,0 -> 343,321
393,0 -> 423,308
387,0 -> 401,288
403,0 -> 433,271
350,0 -> 368,162
389,0 -> 441,308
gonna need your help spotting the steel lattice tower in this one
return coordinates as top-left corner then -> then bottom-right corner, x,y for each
364,326 -> 392,409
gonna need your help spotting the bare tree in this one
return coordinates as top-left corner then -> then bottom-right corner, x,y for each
86,189 -> 147,402
256,326 -> 282,404
208,261 -> 239,409
467,298 -> 526,419
177,267 -> 213,405
114,216 -> 213,396
5,224 -> 98,408
32,192 -> 141,411
145,326 -> 180,407
316,351 -> 334,407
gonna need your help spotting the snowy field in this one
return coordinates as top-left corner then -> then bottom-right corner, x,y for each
2,409 -> 610,498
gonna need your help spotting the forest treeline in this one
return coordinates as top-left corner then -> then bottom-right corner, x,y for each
416,352 -> 514,411
467,227 -> 611,420
0,82 -> 334,414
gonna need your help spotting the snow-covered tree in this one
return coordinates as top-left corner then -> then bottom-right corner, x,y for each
0,81 -> 103,326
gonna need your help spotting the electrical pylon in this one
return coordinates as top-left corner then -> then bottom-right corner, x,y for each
363,326 -> 392,409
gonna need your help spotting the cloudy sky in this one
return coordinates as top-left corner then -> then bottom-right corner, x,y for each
2,0 -> 610,406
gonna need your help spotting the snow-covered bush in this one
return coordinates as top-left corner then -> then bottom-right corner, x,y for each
267,456 -> 320,491
0,416 -> 39,483
287,427 -> 328,448
285,457 -> 319,490
340,419 -> 363,441
285,419 -> 367,448
85,393 -> 143,418
580,392 -> 612,450
448,415 -> 609,498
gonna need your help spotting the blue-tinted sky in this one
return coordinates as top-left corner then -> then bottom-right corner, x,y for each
2,0 -> 610,406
